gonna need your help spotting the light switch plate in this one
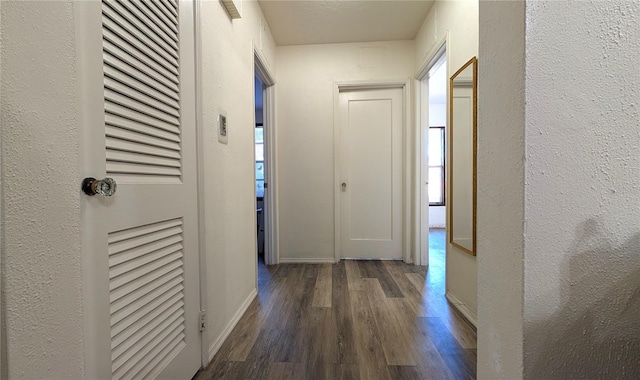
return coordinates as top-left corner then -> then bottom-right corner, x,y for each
218,112 -> 228,144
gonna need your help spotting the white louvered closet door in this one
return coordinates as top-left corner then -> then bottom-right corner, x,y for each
79,0 -> 201,379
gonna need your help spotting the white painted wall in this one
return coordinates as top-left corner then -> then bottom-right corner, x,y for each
0,1 -> 85,377
415,0 -> 478,78
429,206 -> 445,228
523,1 -> 640,378
199,0 -> 276,359
429,102 -> 446,126
276,41 -> 415,261
415,0 -> 479,323
476,1 -> 524,378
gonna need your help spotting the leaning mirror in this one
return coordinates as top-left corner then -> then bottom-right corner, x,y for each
449,57 -> 477,256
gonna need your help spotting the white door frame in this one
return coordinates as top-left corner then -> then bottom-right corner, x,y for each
414,34 -> 449,267
333,80 -> 413,263
193,0 -> 209,369
253,46 -> 278,267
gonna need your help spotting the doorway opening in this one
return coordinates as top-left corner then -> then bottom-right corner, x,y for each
416,40 -> 447,267
255,76 -> 266,264
426,54 -> 447,275
252,49 -> 277,286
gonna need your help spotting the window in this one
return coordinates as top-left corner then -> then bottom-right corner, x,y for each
428,126 -> 445,206
255,125 -> 264,198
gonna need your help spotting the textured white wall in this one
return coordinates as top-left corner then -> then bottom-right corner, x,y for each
523,1 -> 640,378
415,0 -> 479,323
477,0 -> 525,378
276,41 -> 415,261
199,0 -> 276,358
415,0 -> 478,78
0,1 -> 85,378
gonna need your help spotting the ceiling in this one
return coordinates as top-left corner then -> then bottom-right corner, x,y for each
257,0 -> 436,46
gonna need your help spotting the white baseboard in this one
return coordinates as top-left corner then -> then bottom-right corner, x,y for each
279,257 -> 336,263
207,288 -> 258,362
445,292 -> 478,327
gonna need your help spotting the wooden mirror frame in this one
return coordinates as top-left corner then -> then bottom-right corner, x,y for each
448,56 -> 477,256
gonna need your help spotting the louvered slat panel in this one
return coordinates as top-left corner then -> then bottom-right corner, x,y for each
110,252 -> 183,291
105,76 -> 180,117
104,1 -> 178,62
109,218 -> 183,244
104,61 -> 180,107
109,238 -> 182,272
112,298 -> 184,349
111,279 -> 183,330
105,102 -> 180,135
107,162 -> 182,178
108,218 -> 186,380
107,151 -> 181,170
106,113 -> 180,143
166,0 -> 178,12
112,310 -> 184,375
114,0 -> 178,52
111,266 -> 183,313
106,90 -> 180,126
131,1 -> 178,43
156,0 -> 178,22
106,137 -> 181,160
110,243 -> 182,279
104,46 -> 179,95
111,262 -> 183,305
106,142 -> 179,167
137,334 -> 186,380
103,5 -> 178,72
103,0 -> 181,185
106,125 -> 180,151
123,325 -> 185,380
110,174 -> 183,185
142,1 -> 178,33
103,22 -> 178,82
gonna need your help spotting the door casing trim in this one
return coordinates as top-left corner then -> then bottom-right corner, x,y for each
253,45 -> 278,268
414,33 -> 449,267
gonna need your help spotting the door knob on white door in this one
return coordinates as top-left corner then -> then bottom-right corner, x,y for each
82,177 -> 117,196
341,182 -> 347,191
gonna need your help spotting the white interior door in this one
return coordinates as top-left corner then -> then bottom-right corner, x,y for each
79,1 -> 201,378
339,88 -> 404,260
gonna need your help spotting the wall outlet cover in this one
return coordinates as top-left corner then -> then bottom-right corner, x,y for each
218,112 -> 228,144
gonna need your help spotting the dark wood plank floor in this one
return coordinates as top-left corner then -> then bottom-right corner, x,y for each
196,230 -> 476,380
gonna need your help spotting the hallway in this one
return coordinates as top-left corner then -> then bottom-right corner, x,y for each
196,230 -> 476,379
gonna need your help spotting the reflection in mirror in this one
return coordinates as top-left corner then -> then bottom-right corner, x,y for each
449,57 -> 477,255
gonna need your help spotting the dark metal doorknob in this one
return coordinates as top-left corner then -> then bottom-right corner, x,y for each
341,182 -> 347,191
82,177 -> 117,196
